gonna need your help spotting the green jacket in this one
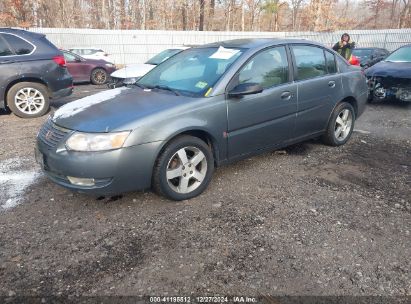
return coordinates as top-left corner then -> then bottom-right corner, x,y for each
332,40 -> 356,60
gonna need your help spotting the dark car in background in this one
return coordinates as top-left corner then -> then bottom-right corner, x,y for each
62,50 -> 116,85
36,39 -> 368,200
365,44 -> 411,103
0,28 -> 73,118
352,47 -> 389,69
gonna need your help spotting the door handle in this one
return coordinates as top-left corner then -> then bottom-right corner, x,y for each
281,91 -> 292,100
328,81 -> 336,88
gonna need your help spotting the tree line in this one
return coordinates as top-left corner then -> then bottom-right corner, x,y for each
1,0 -> 410,31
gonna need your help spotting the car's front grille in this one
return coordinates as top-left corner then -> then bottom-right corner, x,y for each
38,118 -> 71,148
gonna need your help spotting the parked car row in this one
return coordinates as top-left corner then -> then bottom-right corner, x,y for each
1,27 -> 408,200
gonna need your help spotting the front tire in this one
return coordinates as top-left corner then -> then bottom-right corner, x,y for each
91,68 -> 108,85
7,82 -> 49,118
322,102 -> 355,146
153,135 -> 214,201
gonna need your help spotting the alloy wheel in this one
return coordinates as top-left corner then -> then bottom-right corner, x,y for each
14,88 -> 45,115
334,109 -> 353,141
166,146 -> 208,194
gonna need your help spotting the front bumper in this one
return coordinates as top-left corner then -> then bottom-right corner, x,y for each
367,76 -> 411,102
107,77 -> 124,89
36,132 -> 163,195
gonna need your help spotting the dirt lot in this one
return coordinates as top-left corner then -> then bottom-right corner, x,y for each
0,84 -> 410,299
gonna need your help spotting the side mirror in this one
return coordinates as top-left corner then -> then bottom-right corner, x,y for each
228,83 -> 263,98
75,58 -> 82,62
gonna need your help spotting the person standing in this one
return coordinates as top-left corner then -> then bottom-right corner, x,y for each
333,33 -> 356,60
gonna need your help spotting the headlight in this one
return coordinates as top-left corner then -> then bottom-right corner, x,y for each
123,77 -> 139,84
66,131 -> 131,152
105,63 -> 115,68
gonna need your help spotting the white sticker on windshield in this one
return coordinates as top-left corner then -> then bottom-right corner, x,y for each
209,46 -> 240,60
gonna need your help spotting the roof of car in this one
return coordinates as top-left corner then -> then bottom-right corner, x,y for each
200,38 -> 323,49
0,28 -> 44,37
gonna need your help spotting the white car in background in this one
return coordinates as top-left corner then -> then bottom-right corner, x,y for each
69,47 -> 115,64
108,47 -> 189,88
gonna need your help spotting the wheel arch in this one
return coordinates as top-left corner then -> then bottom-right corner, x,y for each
4,78 -> 49,107
155,128 -> 221,168
340,96 -> 358,118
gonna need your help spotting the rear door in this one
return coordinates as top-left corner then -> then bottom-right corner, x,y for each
63,52 -> 89,82
0,34 -> 22,107
226,45 -> 297,158
291,45 -> 343,138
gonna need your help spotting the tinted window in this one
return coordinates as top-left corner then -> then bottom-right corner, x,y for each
3,34 -> 34,55
0,36 -> 13,56
63,52 -> 78,62
292,45 -> 326,80
325,51 -> 337,74
385,46 -> 411,62
238,46 -> 289,89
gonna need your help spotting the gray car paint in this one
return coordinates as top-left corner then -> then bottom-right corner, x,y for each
0,28 -> 73,110
36,39 -> 368,195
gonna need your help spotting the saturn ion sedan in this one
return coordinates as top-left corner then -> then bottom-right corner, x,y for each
36,39 -> 368,200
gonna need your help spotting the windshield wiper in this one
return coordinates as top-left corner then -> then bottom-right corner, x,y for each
149,85 -> 180,96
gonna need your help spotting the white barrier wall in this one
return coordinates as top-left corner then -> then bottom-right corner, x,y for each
29,28 -> 411,65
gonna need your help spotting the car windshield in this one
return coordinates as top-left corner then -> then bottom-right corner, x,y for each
138,47 -> 245,97
146,49 -> 183,65
352,49 -> 373,60
384,46 -> 411,62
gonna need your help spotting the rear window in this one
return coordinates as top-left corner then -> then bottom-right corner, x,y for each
0,36 -> 14,56
2,34 -> 34,55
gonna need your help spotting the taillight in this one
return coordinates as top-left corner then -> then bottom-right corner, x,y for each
53,55 -> 66,67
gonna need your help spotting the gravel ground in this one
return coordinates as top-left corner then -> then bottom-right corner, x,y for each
0,84 -> 410,300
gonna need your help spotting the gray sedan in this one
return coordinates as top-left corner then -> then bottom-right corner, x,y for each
36,39 -> 368,200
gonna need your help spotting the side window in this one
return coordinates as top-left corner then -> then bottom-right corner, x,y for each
237,46 -> 289,89
336,55 -> 348,72
292,45 -> 327,80
63,52 -> 77,62
2,34 -> 34,55
325,51 -> 337,74
0,36 -> 14,56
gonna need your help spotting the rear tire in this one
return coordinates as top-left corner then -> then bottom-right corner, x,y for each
91,68 -> 108,85
322,102 -> 355,146
153,135 -> 214,201
7,82 -> 49,118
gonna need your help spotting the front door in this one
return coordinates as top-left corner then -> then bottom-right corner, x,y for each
226,46 -> 297,159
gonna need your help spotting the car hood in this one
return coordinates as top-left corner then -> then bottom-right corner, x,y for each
365,61 -> 411,78
110,63 -> 155,79
52,87 -> 193,132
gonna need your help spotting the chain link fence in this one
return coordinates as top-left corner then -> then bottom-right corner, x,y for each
30,27 -> 411,65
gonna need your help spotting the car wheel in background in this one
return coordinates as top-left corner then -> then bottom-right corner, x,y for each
153,135 -> 214,201
91,68 -> 108,85
7,82 -> 49,118
322,102 -> 355,146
